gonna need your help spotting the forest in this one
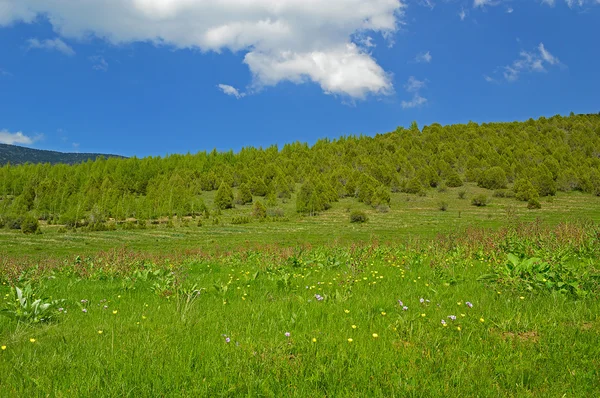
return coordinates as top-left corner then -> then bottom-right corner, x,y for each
1,113 -> 599,233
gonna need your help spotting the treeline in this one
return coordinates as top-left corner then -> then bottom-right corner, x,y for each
1,113 -> 599,232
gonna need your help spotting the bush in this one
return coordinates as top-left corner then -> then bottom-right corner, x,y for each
231,216 -> 251,225
527,198 -> 542,209
267,208 -> 285,218
235,183 -> 253,205
375,205 -> 390,213
215,182 -> 234,210
471,194 -> 488,207
252,201 -> 267,219
446,172 -> 464,188
437,183 -> 447,193
478,166 -> 508,190
458,190 -> 467,200
403,177 -> 424,195
349,210 -> 368,223
20,215 -> 40,234
438,201 -> 448,211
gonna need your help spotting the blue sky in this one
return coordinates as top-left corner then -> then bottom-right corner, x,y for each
0,0 -> 599,157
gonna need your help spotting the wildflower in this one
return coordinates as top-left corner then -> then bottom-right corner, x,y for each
1,345 -> 6,350
441,320 -> 447,327
29,338 -> 36,343
421,313 -> 426,317
312,338 -> 317,343
81,299 -> 88,304
103,305 -> 108,310
403,306 -> 408,311
461,313 -> 466,317
285,332 -> 291,337
142,316 -> 147,320
381,312 -> 386,316
98,330 -> 103,334
58,308 -> 64,312
426,299 -> 430,303
112,310 -> 118,315
344,309 -> 350,314
347,338 -> 353,343
420,298 -> 425,303
448,315 -> 457,321
466,302 -> 473,308
82,308 -> 88,313
398,300 -> 403,307
457,302 -> 462,306
520,296 -> 525,300
352,325 -> 357,329
372,333 -> 379,338
479,318 -> 485,323
457,326 -> 461,331
225,337 -> 231,343
315,294 -> 324,301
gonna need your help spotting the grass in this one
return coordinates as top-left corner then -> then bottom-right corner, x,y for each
1,222 -> 599,396
1,184 -> 599,259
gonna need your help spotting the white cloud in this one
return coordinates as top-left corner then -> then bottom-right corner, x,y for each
459,8 -> 467,20
89,55 -> 108,71
401,76 -> 427,109
415,51 -> 432,63
218,84 -> 245,99
27,37 -> 75,56
401,93 -> 427,109
473,0 -> 496,7
543,0 -> 600,7
0,130 -> 41,145
404,76 -> 426,92
0,0 -> 405,99
497,42 -> 563,82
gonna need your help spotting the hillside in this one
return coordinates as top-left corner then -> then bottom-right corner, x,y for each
0,113 -> 600,229
0,143 -> 125,166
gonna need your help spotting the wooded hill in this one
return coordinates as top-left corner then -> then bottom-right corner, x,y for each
1,113 -> 599,232
0,143 -> 125,166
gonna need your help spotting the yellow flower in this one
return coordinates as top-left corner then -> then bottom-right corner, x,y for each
519,296 -> 525,300
98,330 -> 103,334
142,316 -> 147,320
1,345 -> 6,350
457,302 -> 462,306
381,312 -> 386,316
117,295 -> 121,298
352,325 -> 357,329
347,338 -> 353,343
29,338 -> 36,343
479,318 -> 485,323
421,313 -> 426,317
344,309 -> 350,314
461,314 -> 466,317
312,338 -> 317,343
372,333 -> 379,338
497,291 -> 502,295
457,327 -> 461,331
112,310 -> 118,315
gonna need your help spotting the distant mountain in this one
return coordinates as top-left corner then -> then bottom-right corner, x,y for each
0,144 -> 126,165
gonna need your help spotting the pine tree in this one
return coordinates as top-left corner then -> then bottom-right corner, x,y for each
215,182 -> 234,210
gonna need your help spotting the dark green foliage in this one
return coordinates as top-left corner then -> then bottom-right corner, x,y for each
249,177 -> 269,197
349,210 -> 368,223
0,143 -> 124,166
458,190 -> 467,200
403,177 -> 424,195
514,179 -> 539,202
438,201 -> 448,211
471,194 -> 488,207
296,179 -> 334,215
215,182 -> 234,210
370,186 -> 391,208
231,216 -> 251,225
252,201 -> 267,219
235,183 -> 253,205
478,166 -> 508,190
527,198 -> 542,209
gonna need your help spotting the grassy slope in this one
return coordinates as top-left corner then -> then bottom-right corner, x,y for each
1,184 -> 599,259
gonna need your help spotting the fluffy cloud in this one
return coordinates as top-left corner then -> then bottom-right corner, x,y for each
0,0 -> 405,99
0,129 -> 41,145
415,51 -> 432,63
27,37 -> 75,56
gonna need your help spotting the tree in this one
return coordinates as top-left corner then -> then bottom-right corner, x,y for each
445,171 -> 464,188
215,182 -> 234,210
478,167 -> 508,190
235,183 -> 253,205
252,201 -> 267,219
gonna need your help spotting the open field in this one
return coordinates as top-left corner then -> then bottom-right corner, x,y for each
1,221 -> 599,396
1,184 -> 600,259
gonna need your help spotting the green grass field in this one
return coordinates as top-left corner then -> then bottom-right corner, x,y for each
1,187 -> 599,397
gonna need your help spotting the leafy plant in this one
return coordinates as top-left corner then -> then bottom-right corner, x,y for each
1,284 -> 65,324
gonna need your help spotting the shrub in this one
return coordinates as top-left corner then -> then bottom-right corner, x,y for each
375,205 -> 390,213
231,216 -> 251,225
350,210 -> 368,223
438,201 -> 448,211
20,215 -> 40,234
267,208 -> 285,218
478,167 -> 508,190
215,182 -> 234,210
446,172 -> 464,188
252,201 -> 267,219
471,194 -> 488,207
437,183 -> 447,193
403,177 -> 424,195
527,198 -> 542,209
235,183 -> 253,205
458,190 -> 467,200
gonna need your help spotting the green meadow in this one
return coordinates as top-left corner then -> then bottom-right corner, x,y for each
1,184 -> 599,397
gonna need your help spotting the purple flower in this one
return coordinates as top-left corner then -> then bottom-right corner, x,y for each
466,302 -> 473,308
285,332 -> 291,337
81,299 -> 88,304
419,298 -> 425,303
58,308 -> 64,312
402,306 -> 408,311
448,315 -> 457,321
398,300 -> 404,307
441,319 -> 447,326
315,294 -> 324,301
225,337 -> 231,343
82,308 -> 87,313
